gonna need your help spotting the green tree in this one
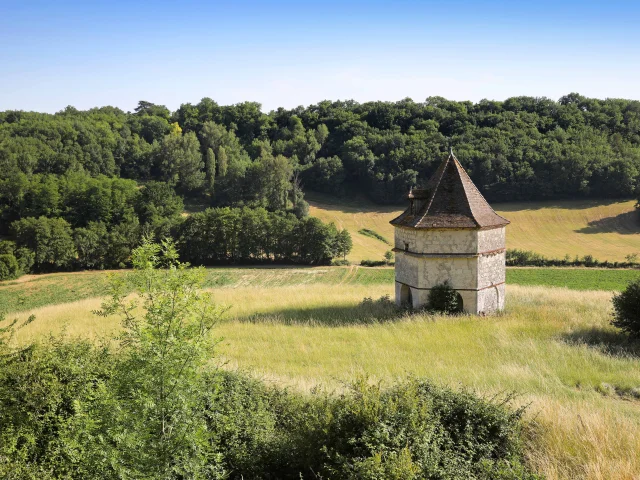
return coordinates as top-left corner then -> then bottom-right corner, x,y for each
93,239 -> 226,478
158,127 -> 205,192
12,217 -> 76,271
205,147 -> 216,192
134,100 -> 171,120
335,229 -> 353,260
0,254 -> 19,280
259,154 -> 293,211
73,221 -> 109,269
217,145 -> 228,177
135,182 -> 184,228
611,277 -> 640,338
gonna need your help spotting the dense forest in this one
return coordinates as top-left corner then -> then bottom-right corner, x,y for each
1,93 -> 640,276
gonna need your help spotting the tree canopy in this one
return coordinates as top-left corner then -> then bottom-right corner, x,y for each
2,94 -> 639,207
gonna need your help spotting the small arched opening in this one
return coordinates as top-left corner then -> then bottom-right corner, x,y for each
400,284 -> 413,308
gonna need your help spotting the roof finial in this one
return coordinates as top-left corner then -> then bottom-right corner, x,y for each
449,145 -> 454,157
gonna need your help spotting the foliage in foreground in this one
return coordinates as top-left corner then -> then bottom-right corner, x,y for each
611,277 -> 640,338
0,341 -> 538,479
88,239 -> 225,478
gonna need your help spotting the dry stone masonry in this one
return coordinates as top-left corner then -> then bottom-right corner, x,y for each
390,150 -> 509,314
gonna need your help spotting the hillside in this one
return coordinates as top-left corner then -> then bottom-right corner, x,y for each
308,194 -> 640,263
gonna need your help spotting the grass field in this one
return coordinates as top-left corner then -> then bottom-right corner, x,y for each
308,194 -> 640,263
2,267 -> 640,479
507,267 -> 640,291
3,266 -> 639,315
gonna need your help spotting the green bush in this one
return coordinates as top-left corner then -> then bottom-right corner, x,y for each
332,258 -> 351,266
611,277 -> 640,338
361,259 -> 388,267
206,373 -> 538,479
0,339 -> 114,479
15,247 -> 34,274
427,282 -> 464,314
0,254 -> 19,280
0,342 -> 538,479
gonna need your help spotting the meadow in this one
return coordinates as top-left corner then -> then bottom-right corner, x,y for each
3,265 -> 639,315
2,266 -> 640,480
308,194 -> 640,263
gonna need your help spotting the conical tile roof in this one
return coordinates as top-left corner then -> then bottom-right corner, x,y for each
390,151 -> 509,229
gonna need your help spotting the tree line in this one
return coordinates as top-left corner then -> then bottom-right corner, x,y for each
3,93 -> 640,207
0,173 -> 350,279
178,207 -> 352,265
0,204 -> 350,278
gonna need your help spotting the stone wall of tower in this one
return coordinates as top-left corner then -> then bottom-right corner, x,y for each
477,251 -> 506,289
394,251 -> 419,287
393,226 -> 506,314
477,283 -> 506,312
394,227 -> 477,254
477,227 -> 505,253
417,257 -> 478,290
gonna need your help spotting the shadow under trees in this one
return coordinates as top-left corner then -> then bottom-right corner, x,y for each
561,327 -> 640,358
575,210 -> 640,234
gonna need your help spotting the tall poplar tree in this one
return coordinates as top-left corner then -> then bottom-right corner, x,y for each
205,147 -> 216,192
217,146 -> 228,177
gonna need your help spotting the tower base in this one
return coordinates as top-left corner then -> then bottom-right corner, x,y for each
395,281 -> 505,315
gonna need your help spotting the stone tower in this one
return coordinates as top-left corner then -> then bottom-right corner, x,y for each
390,150 -> 509,314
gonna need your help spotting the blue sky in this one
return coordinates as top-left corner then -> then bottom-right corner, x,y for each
1,0 -> 639,113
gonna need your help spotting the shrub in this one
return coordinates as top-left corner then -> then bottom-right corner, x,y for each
205,373 -> 537,479
0,338 -> 114,479
506,249 -> 548,266
611,277 -> 640,338
361,259 -> 387,267
0,254 -> 19,281
332,258 -> 350,266
506,248 -> 639,269
427,282 -> 463,314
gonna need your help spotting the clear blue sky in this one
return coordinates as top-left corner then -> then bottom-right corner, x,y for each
1,0 -> 638,113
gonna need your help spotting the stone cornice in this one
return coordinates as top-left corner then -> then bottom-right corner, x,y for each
395,280 -> 505,292
392,247 -> 505,258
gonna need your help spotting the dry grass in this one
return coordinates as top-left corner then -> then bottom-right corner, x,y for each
3,282 -> 640,479
308,195 -> 640,263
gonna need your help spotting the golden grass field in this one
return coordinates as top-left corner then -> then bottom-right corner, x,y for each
4,276 -> 640,480
308,194 -> 640,263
